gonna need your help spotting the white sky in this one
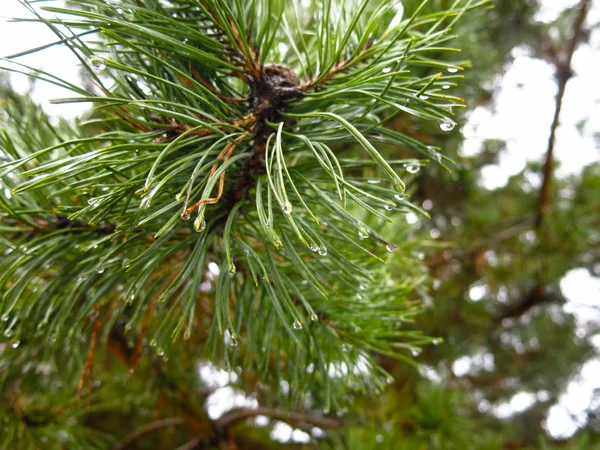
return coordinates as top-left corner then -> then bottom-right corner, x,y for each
1,0 -> 599,443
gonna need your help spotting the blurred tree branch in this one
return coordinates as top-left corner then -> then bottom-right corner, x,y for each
535,0 -> 591,227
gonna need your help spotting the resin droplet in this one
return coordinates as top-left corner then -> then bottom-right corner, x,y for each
293,320 -> 303,330
440,119 -> 456,132
282,201 -> 292,214
358,228 -> 370,240
91,57 -> 106,73
318,246 -> 328,256
194,217 -> 206,232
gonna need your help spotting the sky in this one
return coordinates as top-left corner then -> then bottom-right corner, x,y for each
1,0 -> 598,443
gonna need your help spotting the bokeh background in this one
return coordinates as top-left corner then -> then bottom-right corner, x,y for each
1,0 -> 599,447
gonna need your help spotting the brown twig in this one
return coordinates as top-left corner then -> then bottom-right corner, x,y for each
493,0 -> 594,324
78,315 -> 105,408
535,0 -> 591,227
115,417 -> 186,450
216,406 -> 340,430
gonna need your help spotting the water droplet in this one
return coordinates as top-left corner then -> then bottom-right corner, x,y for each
228,262 -> 236,274
129,294 -> 135,302
358,228 -> 370,240
194,217 -> 206,232
419,94 -> 429,100
318,246 -> 327,256
310,313 -> 318,322
140,196 -> 151,209
230,335 -> 238,347
376,434 -> 384,443
129,368 -> 135,374
12,340 -> 20,349
309,243 -> 318,252
87,197 -> 100,208
96,268 -> 105,274
101,186 -> 109,192
282,201 -> 292,214
386,243 -> 398,252
382,67 -> 391,73
181,211 -> 191,221
442,84 -> 451,90
293,320 -> 303,330
183,38 -> 189,43
149,339 -> 157,347
426,146 -> 442,162
432,339 -> 440,345
411,348 -> 422,356
405,164 -> 420,174
359,284 -> 366,291
386,376 -> 394,385
440,119 -> 456,132
384,203 -> 395,211
184,330 -> 192,340
1,315 -> 8,322
3,188 -> 12,199
156,347 -> 165,356
91,57 -> 106,73
367,179 -> 381,184
447,67 -> 458,73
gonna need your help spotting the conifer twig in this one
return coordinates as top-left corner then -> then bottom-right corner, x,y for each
535,0 -> 591,227
115,417 -> 186,450
216,406 -> 340,430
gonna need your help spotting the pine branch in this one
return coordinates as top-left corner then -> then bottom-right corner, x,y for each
535,0 -> 591,227
216,407 -> 340,430
115,417 -> 186,450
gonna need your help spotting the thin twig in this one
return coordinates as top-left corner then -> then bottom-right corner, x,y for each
174,438 -> 204,450
115,417 -> 186,450
535,0 -> 591,227
216,406 -> 340,430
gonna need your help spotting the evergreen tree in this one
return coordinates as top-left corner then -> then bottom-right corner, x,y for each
3,0 -> 598,449
1,1 -> 488,448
